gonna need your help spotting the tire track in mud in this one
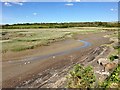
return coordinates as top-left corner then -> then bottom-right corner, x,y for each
2,32 -> 113,88
17,45 -> 110,88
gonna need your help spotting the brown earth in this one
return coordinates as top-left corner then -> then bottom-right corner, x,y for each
2,31 -> 113,88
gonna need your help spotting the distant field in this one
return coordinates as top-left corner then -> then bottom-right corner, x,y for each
1,27 -> 117,53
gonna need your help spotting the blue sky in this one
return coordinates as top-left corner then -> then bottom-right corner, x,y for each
0,0 -> 119,2
1,2 -> 118,24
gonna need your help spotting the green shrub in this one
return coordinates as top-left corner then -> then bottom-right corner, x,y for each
114,46 -> 120,53
67,64 -> 96,88
113,46 -> 120,49
109,55 -> 119,61
100,64 -> 120,88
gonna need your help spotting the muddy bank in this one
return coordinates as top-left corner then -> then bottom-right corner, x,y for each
2,31 -> 113,88
17,45 -> 112,88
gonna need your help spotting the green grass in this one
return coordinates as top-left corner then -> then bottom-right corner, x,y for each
2,30 -> 69,52
1,28 -> 102,52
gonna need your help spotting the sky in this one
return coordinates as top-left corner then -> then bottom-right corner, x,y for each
0,0 -> 119,2
1,2 -> 118,24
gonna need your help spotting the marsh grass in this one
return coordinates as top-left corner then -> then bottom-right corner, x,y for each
2,28 -> 101,52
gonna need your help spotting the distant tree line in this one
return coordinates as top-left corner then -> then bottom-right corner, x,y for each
2,22 -> 119,29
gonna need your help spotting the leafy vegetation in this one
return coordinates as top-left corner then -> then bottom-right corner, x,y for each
114,46 -> 120,53
67,64 -> 120,88
2,22 -> 118,29
100,64 -> 120,88
67,64 -> 96,88
109,55 -> 119,61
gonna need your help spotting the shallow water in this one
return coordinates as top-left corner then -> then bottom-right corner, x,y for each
5,40 -> 91,64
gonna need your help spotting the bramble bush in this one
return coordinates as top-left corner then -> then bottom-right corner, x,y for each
67,64 -> 96,88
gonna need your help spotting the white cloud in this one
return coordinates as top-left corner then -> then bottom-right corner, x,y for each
1,0 -> 119,2
110,8 -> 117,11
75,0 -> 80,2
66,0 -> 72,2
12,2 -> 23,5
110,8 -> 114,11
1,0 -> 26,2
1,0 -> 25,6
33,13 -> 37,16
65,3 -> 74,6
4,2 -> 12,6
65,0 -> 81,2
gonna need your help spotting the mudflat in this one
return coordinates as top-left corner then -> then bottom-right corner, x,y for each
2,31 -> 113,88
